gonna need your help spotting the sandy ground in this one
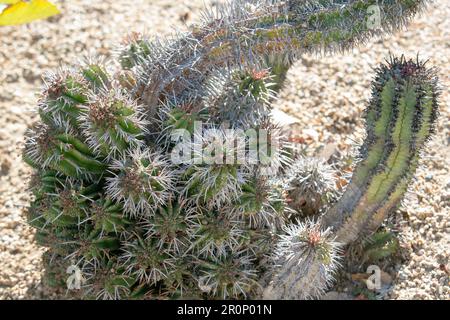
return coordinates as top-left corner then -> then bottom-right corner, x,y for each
0,0 -> 448,299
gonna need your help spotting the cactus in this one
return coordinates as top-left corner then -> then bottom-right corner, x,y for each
286,157 -> 338,216
265,56 -> 439,299
263,219 -> 342,299
23,0 -> 439,300
321,56 -> 439,244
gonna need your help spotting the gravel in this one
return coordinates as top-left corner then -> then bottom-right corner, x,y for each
0,0 -> 448,300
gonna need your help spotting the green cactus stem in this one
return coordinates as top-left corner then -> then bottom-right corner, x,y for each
323,56 -> 439,244
132,0 -> 428,108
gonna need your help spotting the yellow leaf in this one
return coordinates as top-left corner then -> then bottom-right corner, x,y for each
0,0 -> 60,26
0,1 -> 21,4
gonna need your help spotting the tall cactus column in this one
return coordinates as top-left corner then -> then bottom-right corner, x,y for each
323,56 -> 439,244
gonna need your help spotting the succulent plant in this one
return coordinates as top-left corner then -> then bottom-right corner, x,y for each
265,56 -> 439,299
263,219 -> 342,299
24,0 -> 439,300
321,56 -> 439,244
286,157 -> 338,216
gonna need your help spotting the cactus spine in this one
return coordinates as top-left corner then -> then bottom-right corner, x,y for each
263,219 -> 342,299
23,0 -> 439,300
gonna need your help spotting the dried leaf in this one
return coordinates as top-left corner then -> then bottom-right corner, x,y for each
351,273 -> 369,282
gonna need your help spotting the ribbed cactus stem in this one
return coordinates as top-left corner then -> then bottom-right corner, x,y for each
323,56 -> 439,244
24,123 -> 107,179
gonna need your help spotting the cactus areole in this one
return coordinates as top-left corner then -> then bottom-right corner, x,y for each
24,0 -> 439,299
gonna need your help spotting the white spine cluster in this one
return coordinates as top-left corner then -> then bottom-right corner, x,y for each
106,148 -> 177,216
264,219 -> 342,299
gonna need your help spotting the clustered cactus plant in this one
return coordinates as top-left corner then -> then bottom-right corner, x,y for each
23,0 -> 439,300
